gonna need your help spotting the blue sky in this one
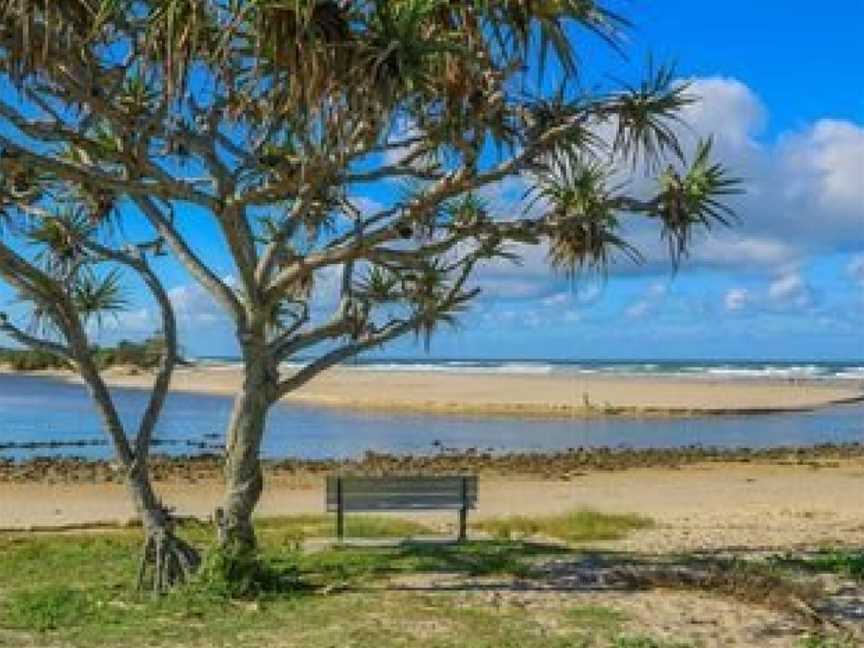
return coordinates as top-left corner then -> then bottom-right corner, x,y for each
1,2 -> 863,361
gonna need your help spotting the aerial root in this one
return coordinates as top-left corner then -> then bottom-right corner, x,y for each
137,529 -> 200,594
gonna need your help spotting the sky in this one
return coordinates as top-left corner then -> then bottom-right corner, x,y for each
1,1 -> 863,361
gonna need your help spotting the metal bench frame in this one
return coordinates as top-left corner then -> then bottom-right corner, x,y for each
326,475 -> 478,542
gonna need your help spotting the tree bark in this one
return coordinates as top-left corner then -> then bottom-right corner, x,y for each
218,343 -> 274,549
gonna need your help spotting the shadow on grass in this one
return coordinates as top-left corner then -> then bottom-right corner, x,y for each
3,531 -> 861,646
312,541 -> 862,640
767,549 -> 864,580
264,538 -> 576,592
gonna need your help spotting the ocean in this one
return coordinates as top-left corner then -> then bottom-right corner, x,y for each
221,357 -> 864,381
1,359 -> 863,461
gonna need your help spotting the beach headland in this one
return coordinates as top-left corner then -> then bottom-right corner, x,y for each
7,363 -> 862,418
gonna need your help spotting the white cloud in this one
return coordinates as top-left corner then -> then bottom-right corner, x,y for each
692,235 -> 800,273
348,195 -> 386,217
848,254 -> 864,286
778,119 -> 864,214
473,77 -> 862,299
680,77 -> 766,151
625,300 -> 650,319
625,282 -> 669,319
720,271 -> 819,317
767,272 -> 815,309
723,288 -> 750,312
169,283 -> 225,327
99,308 -> 154,336
71,78 -> 862,352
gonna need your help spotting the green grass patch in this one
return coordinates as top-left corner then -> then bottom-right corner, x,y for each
769,550 -> 864,580
474,509 -> 653,543
293,539 -> 569,587
611,637 -> 696,648
254,513 -> 434,545
3,515 -> 815,648
796,635 -> 859,648
0,521 -> 579,646
567,605 -> 627,632
6,586 -> 95,632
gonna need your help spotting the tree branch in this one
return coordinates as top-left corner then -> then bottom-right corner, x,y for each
82,240 -> 178,464
132,196 -> 246,326
0,315 -> 73,359
273,316 -> 421,400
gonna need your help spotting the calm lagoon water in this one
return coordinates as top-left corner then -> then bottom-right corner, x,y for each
1,373 -> 863,461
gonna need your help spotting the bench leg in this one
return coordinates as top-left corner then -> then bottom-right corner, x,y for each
458,507 -> 467,542
337,506 -> 345,543
336,477 -> 345,544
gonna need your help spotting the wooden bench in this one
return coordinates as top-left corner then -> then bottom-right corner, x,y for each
326,475 -> 478,542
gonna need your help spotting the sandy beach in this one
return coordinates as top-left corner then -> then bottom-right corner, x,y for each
3,365 -> 863,546
5,457 -> 864,646
3,456 -> 864,554
19,364 -> 864,417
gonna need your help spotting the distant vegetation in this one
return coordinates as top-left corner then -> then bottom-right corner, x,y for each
0,336 -> 185,372
0,347 -> 68,371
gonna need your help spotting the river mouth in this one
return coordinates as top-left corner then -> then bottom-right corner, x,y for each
1,373 -> 863,461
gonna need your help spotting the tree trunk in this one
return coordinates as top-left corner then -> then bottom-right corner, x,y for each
128,466 -> 200,592
218,350 -> 273,549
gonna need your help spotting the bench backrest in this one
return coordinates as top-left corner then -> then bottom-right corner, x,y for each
326,475 -> 478,512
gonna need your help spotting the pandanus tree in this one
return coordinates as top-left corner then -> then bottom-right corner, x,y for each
0,208 -> 200,591
0,0 -> 739,554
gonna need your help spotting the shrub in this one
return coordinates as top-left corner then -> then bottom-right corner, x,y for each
193,545 -> 305,600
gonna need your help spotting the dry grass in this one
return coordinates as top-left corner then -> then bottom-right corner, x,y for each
474,509 -> 654,544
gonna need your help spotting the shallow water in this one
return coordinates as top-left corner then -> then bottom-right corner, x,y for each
1,374 -> 862,461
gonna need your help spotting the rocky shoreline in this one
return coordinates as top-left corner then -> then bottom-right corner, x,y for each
4,442 -> 864,484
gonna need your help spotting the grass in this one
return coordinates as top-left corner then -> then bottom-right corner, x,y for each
769,550 -> 864,580
254,513 -> 434,545
796,636 -> 860,648
6,585 -> 94,632
610,638 -> 696,648
0,512 -> 687,648
1,512 -> 841,648
567,605 -> 627,631
473,509 -> 654,543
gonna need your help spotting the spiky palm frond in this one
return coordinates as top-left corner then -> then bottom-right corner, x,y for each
145,0 -> 218,98
527,152 -> 641,274
653,138 -> 742,264
27,208 -> 93,277
522,88 -> 605,159
73,268 -> 128,328
0,0 -> 106,82
237,0 -> 354,112
446,193 -> 489,231
602,62 -> 695,170
478,0 -> 627,78
0,147 -> 45,203
354,265 -> 401,304
395,258 -> 471,350
264,298 -> 306,333
55,143 -> 119,228
361,0 -> 460,104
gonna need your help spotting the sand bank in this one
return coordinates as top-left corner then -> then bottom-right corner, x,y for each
24,365 -> 864,417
